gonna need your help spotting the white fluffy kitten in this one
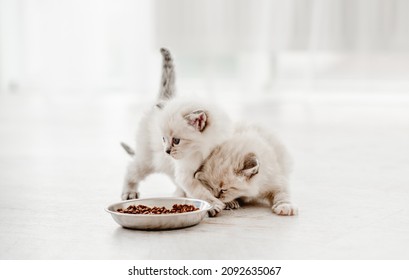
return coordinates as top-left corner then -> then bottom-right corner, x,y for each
194,124 -> 298,215
157,99 -> 233,215
122,48 -> 232,216
121,48 -> 176,200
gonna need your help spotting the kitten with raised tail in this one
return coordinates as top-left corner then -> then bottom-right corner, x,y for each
121,48 -> 180,200
194,124 -> 298,216
121,48 -> 233,216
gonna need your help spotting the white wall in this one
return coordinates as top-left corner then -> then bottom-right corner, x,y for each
1,0 -> 155,95
1,0 -> 409,95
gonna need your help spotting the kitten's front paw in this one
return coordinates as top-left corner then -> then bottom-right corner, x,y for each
121,191 -> 139,200
208,201 -> 225,217
272,203 -> 298,216
225,200 -> 240,210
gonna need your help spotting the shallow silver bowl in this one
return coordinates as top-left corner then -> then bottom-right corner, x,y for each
105,197 -> 212,230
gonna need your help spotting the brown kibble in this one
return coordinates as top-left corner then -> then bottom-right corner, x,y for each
116,204 -> 199,215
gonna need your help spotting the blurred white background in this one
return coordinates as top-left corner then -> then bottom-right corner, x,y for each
1,0 -> 409,96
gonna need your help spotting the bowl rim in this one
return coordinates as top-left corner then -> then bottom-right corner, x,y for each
105,197 -> 212,217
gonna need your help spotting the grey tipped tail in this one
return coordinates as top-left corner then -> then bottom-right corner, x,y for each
120,142 -> 135,156
159,47 -> 176,101
160,48 -> 172,61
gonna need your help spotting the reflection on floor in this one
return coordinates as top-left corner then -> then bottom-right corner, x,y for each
0,89 -> 408,259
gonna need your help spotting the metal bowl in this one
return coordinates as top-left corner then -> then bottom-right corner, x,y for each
105,197 -> 212,230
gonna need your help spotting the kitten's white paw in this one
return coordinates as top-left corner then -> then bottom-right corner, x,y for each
121,191 -> 139,200
225,200 -> 240,210
272,203 -> 298,216
208,201 -> 225,217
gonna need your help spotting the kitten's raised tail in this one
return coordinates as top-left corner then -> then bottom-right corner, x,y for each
158,48 -> 176,101
120,142 -> 135,157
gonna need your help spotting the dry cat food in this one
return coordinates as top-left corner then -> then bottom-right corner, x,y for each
117,204 -> 199,214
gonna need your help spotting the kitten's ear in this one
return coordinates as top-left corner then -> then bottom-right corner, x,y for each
240,153 -> 259,179
193,168 -> 207,185
194,170 -> 203,181
194,169 -> 208,185
184,110 -> 207,132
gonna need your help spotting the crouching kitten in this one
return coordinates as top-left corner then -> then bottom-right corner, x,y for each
194,124 -> 298,215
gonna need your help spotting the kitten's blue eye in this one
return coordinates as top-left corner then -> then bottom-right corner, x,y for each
172,138 -> 180,145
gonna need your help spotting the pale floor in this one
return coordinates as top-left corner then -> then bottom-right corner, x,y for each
0,89 -> 409,259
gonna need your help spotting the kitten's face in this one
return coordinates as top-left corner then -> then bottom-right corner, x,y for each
194,152 -> 259,202
207,173 -> 249,203
161,134 -> 194,160
160,109 -> 208,160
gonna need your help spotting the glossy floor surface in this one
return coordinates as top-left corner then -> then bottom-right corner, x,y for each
0,89 -> 408,259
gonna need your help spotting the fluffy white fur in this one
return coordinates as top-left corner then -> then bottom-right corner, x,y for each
121,47 -> 178,200
158,99 -> 233,215
122,48 -> 234,216
122,98 -> 233,216
194,124 -> 298,215
122,48 -> 296,217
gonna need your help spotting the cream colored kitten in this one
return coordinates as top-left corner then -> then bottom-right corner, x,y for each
194,124 -> 298,215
